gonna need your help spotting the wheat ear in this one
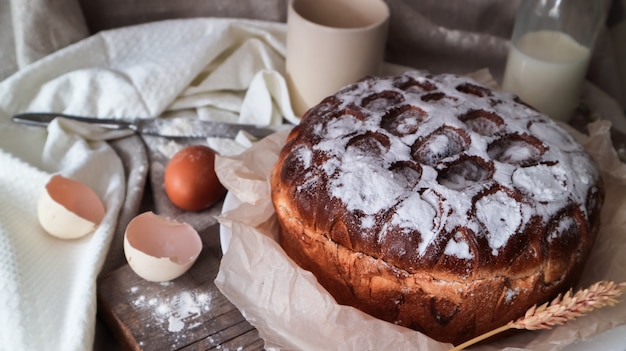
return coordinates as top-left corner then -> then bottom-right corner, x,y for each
449,280 -> 626,351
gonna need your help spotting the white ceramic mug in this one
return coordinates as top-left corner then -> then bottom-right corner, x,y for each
286,0 -> 389,117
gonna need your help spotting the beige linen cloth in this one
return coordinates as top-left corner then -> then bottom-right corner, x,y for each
0,1 -> 625,350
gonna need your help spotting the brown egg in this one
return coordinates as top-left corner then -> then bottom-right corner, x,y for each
164,145 -> 226,211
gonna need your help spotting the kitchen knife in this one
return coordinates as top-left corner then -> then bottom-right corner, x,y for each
12,112 -> 278,139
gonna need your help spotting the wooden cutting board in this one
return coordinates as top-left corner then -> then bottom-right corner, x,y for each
97,224 -> 264,351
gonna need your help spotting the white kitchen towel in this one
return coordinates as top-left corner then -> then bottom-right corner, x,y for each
0,119 -> 126,351
0,18 -> 295,123
0,18 -> 297,351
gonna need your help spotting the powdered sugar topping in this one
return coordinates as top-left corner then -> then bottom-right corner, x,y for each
329,151 -> 405,215
287,71 -> 600,264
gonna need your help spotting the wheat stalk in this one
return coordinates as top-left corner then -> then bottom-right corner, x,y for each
450,280 -> 626,351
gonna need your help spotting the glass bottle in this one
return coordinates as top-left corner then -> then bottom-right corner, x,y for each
501,0 -> 609,122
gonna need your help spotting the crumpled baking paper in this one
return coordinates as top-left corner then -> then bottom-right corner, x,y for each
214,115 -> 626,350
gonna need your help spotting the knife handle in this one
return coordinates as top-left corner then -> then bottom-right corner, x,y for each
12,113 -> 132,131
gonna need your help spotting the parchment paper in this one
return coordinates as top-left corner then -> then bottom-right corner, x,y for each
214,96 -> 626,351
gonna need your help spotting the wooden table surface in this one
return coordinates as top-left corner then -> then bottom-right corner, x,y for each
97,223 -> 265,351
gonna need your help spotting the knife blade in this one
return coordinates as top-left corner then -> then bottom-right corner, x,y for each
12,112 -> 278,139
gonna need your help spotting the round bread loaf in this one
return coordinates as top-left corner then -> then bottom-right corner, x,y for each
270,71 -> 604,345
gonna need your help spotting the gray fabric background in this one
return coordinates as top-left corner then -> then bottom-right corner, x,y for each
1,0 -> 624,106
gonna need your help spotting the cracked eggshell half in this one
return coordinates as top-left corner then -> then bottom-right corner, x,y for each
37,174 -> 106,239
124,211 -> 202,282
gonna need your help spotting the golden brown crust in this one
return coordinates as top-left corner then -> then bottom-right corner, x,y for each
270,72 -> 603,345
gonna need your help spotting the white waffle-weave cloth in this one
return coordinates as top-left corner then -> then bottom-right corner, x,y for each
0,18 -> 296,351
